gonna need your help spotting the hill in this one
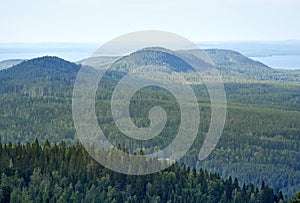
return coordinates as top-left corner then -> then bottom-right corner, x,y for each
78,48 -> 300,83
0,56 -> 80,96
0,52 -> 299,197
204,49 -> 300,82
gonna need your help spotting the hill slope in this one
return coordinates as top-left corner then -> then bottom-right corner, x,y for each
191,49 -> 300,82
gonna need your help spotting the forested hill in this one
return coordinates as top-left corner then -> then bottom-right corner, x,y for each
0,56 -> 80,96
204,49 -> 273,79
78,48 -> 300,82
189,49 -> 300,82
0,54 -> 299,197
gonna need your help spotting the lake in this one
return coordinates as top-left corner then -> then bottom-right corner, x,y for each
0,43 -> 98,62
251,55 -> 300,70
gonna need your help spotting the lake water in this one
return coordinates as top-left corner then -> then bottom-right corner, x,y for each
0,52 -> 92,62
250,55 -> 300,70
0,43 -> 98,62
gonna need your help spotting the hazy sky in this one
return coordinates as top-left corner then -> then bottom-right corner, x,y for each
1,0 -> 299,42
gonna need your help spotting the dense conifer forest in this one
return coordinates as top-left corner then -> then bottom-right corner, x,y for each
0,52 -> 299,201
0,140 -> 288,203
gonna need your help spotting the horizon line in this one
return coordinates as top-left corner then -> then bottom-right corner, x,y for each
0,39 -> 300,44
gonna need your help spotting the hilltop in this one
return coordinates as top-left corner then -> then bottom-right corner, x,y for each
78,48 -> 300,82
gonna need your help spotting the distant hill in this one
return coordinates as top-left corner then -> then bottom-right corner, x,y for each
0,59 -> 24,70
204,49 -> 272,78
198,40 -> 300,57
204,49 -> 300,82
1,56 -> 79,79
78,48 -> 300,82
110,47 -> 197,74
76,56 -> 120,68
0,56 -> 80,96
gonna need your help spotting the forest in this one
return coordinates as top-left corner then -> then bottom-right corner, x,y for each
0,53 -> 299,201
0,140 -> 289,203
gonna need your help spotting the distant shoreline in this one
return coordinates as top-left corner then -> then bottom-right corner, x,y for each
0,41 -> 300,70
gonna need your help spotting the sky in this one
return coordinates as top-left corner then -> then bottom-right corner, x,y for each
1,0 -> 300,43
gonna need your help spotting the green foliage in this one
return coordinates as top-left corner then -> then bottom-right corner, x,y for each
0,55 -> 299,198
290,191 -> 300,203
0,141 -> 288,203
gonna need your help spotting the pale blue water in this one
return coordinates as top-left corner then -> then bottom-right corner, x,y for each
251,55 -> 300,70
0,52 -> 92,62
0,43 -> 98,62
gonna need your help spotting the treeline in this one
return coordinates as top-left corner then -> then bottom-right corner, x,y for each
0,140 -> 287,203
